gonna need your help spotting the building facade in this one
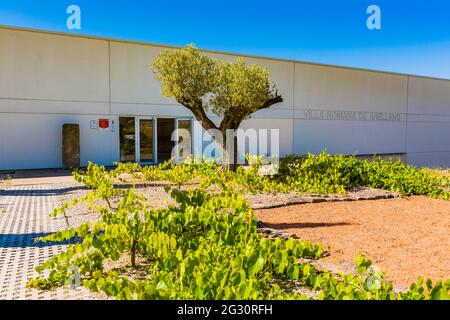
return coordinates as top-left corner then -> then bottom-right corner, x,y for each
1,26 -> 450,171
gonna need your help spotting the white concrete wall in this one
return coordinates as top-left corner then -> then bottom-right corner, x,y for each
406,77 -> 450,167
0,28 -> 115,170
0,29 -> 109,103
0,27 -> 449,170
0,114 -> 117,170
292,63 -> 408,155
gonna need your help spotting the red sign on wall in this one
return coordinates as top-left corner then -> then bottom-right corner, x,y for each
99,119 -> 109,129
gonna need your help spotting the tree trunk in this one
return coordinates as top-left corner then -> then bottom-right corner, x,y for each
131,239 -> 137,268
230,123 -> 242,172
230,135 -> 238,172
219,127 -> 240,172
221,130 -> 230,171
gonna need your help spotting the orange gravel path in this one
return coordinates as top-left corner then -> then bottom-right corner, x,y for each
255,196 -> 450,287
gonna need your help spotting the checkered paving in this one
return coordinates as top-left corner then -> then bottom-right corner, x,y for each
0,184 -> 98,300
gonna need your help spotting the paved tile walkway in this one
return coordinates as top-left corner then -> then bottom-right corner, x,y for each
0,184 -> 98,300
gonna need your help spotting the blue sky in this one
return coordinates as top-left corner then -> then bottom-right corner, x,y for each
1,0 -> 449,79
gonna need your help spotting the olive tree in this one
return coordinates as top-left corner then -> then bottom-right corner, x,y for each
151,45 -> 283,169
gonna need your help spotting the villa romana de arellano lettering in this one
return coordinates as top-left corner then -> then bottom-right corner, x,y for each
303,109 -> 401,122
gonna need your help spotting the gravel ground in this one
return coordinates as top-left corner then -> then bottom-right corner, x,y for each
248,187 -> 399,210
110,183 -> 400,211
255,196 -> 450,288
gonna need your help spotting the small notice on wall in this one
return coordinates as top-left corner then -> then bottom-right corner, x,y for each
99,119 -> 110,129
90,120 -> 98,129
90,119 -> 114,131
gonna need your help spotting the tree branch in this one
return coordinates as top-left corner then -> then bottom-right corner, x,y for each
219,113 -> 232,133
260,93 -> 283,110
177,98 -> 218,131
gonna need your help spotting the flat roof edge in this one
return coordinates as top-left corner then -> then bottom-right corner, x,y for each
1,24 -> 450,83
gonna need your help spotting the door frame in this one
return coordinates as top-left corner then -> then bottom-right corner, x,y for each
174,117 -> 194,163
136,116 -> 157,165
118,116 -> 193,165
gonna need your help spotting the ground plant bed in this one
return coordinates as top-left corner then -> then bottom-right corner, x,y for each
255,196 -> 450,288
20,154 -> 448,300
2,153 -> 449,300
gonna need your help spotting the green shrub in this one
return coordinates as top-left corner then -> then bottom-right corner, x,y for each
280,152 -> 360,194
277,154 -> 307,177
359,158 -> 448,198
278,151 -> 450,198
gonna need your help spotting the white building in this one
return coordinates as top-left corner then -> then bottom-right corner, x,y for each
1,25 -> 450,171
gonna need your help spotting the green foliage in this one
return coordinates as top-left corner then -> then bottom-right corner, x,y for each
151,45 -> 281,121
152,45 -> 218,107
423,168 -> 450,190
152,45 -> 283,168
281,152 -> 360,194
398,277 -> 450,300
28,162 -> 449,300
359,157 -> 449,198
211,59 -> 279,120
29,164 -> 323,299
279,151 -> 450,198
132,151 -> 450,198
277,154 -> 306,177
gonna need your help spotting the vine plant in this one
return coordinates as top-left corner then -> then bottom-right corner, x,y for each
28,160 -> 450,300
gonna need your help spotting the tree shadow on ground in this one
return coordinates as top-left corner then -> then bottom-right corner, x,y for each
0,186 -> 86,197
0,181 -> 190,197
261,222 -> 351,230
0,232 -> 81,248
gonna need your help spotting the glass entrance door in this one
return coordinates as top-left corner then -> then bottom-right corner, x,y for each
138,118 -> 155,163
119,117 -> 136,162
119,117 -> 191,164
175,118 -> 192,162
157,118 -> 175,163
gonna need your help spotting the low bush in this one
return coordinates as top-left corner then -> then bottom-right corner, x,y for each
279,151 -> 450,198
280,152 -> 360,194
